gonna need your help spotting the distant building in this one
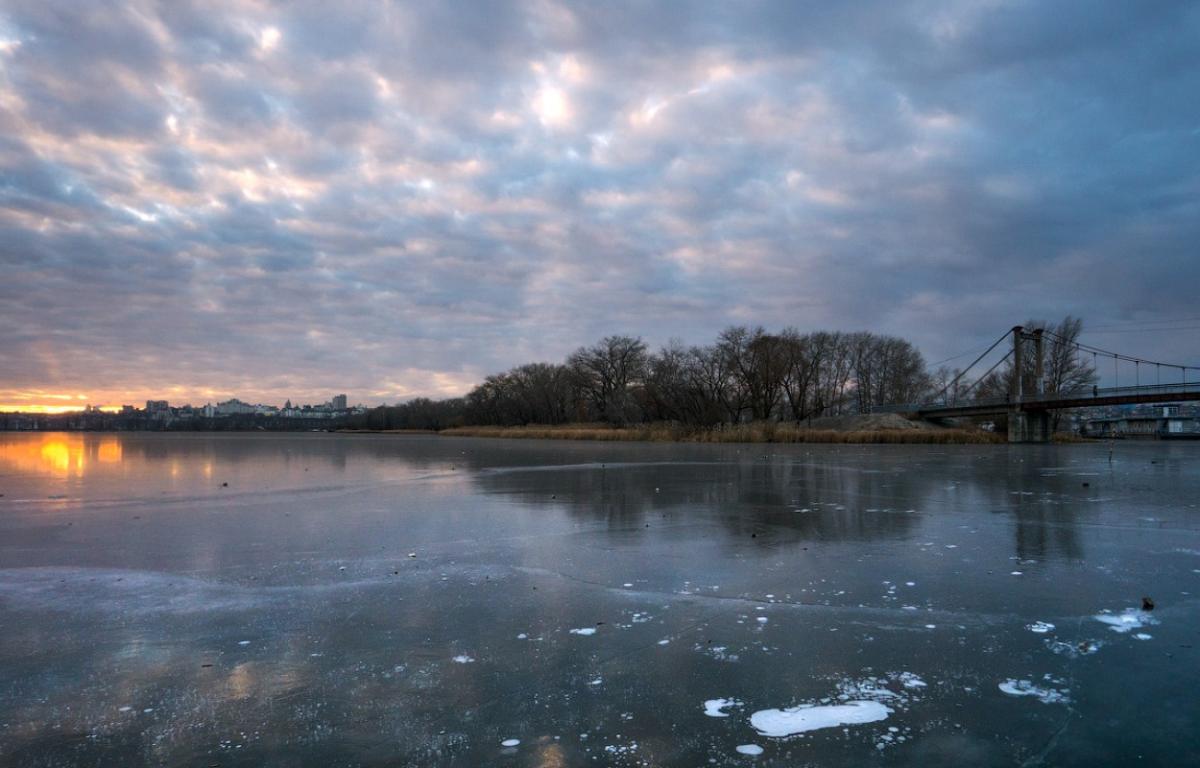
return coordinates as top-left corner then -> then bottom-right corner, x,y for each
1082,404 -> 1200,439
332,394 -> 348,410
146,400 -> 169,413
215,398 -> 255,416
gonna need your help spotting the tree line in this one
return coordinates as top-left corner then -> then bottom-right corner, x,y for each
343,317 -> 1096,432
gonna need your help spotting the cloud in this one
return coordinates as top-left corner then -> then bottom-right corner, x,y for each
0,0 -> 1197,407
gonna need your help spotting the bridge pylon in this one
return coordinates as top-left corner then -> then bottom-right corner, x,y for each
1008,325 -> 1050,443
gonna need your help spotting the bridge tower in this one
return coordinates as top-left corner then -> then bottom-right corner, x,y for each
1007,325 -> 1051,443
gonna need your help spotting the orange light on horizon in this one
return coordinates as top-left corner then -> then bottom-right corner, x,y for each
0,404 -> 123,414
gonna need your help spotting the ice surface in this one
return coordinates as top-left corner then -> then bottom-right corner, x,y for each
3,434 -> 1198,766
750,701 -> 892,736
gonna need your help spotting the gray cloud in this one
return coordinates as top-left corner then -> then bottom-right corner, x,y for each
0,0 -> 1197,408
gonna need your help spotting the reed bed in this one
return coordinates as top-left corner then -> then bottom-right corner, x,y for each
440,422 -> 1003,445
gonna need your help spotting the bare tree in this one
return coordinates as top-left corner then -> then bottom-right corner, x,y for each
568,335 -> 648,425
718,326 -> 790,421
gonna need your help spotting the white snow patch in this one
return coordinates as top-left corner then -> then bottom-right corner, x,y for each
750,701 -> 892,737
898,672 -> 926,689
657,638 -> 670,645
1027,621 -> 1055,634
1094,609 -> 1158,634
500,738 -> 520,747
1134,633 -> 1152,640
703,698 -> 742,717
452,655 -> 475,664
998,679 -> 1069,704
516,633 -> 528,640
237,640 -> 251,646
570,627 -> 597,636
735,744 -> 764,755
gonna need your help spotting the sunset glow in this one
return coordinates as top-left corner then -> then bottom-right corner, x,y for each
0,1 -> 1194,404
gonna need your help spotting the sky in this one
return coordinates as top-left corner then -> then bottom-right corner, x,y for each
1,0 -> 1198,410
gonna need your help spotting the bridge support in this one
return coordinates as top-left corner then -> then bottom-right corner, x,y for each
1008,409 -> 1050,443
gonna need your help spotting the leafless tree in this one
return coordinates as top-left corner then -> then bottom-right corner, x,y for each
568,335 -> 648,425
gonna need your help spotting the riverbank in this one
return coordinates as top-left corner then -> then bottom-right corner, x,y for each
439,419 -> 1006,445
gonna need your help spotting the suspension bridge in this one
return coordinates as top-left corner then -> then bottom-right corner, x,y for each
874,326 -> 1200,442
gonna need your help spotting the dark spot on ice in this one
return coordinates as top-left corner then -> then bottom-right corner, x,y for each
1142,596 -> 1155,611
221,482 -> 228,487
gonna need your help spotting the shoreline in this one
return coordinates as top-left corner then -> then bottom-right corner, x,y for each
438,422 -> 1009,445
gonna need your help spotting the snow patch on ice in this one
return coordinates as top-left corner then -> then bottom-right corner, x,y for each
750,701 -> 892,736
703,698 -> 742,717
998,678 -> 1069,704
569,627 -> 597,636
1027,621 -> 1055,634
898,672 -> 926,689
1045,638 -> 1102,657
735,743 -> 764,755
1094,608 -> 1158,634
451,655 -> 475,664
694,644 -> 740,662
500,738 -> 520,747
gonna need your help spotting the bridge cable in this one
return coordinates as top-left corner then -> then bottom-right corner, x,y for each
1043,329 -> 1198,373
955,349 -> 1014,401
930,330 -> 1012,404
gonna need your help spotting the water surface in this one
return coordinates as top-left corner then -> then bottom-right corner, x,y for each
1,433 -> 1198,766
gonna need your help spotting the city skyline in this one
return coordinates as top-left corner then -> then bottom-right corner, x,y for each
1,1 -> 1198,411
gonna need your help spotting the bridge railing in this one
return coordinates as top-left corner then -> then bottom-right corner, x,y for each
871,380 -> 1200,414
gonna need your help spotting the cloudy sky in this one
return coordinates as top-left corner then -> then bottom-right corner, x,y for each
1,0 -> 1197,409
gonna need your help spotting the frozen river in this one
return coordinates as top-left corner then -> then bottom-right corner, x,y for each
1,432 -> 1198,766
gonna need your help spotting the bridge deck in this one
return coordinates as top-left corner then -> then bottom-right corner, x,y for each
876,383 -> 1200,419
